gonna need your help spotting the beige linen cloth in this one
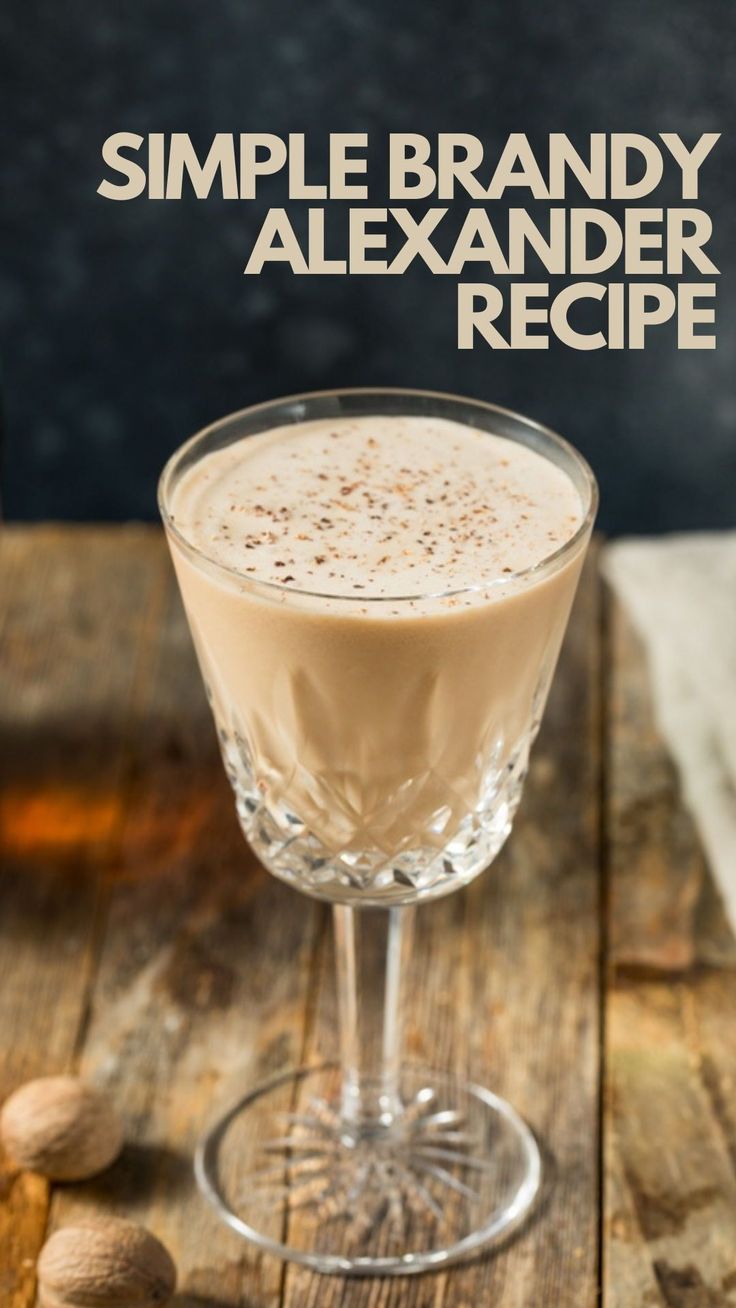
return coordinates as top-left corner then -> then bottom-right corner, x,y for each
603,532 -> 736,932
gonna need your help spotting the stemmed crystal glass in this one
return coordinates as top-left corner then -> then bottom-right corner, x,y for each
158,388 -> 597,1275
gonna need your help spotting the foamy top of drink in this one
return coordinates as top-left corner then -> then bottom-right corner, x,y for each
170,415 -> 584,610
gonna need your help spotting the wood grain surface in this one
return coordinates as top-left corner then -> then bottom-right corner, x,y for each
0,526 -> 733,1307
603,595 -> 736,1308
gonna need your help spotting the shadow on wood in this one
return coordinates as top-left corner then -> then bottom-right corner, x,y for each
73,1142 -> 194,1207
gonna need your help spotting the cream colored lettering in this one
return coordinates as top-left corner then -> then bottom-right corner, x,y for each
437,135 -> 488,201
677,283 -> 716,348
624,209 -> 664,274
660,133 -> 720,200
548,134 -> 606,200
330,134 -> 369,199
240,135 -> 288,200
389,209 -> 448,274
509,284 -> 549,349
307,209 -> 347,273
457,284 -> 508,349
486,135 -> 550,200
288,134 -> 327,200
389,135 -> 435,199
97,133 -> 146,200
666,210 -> 719,274
165,133 -> 238,200
628,283 -> 676,348
446,210 -> 509,275
507,209 -> 566,274
349,210 -> 388,273
244,209 -> 309,274
549,283 -> 607,350
610,135 -> 663,199
569,210 -> 623,275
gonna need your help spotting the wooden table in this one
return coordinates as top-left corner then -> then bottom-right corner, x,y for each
1,526 -> 735,1308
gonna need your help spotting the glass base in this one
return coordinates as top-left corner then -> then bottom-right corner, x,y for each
195,1064 -> 541,1276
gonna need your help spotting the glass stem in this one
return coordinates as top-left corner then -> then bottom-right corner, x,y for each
332,904 -> 415,1130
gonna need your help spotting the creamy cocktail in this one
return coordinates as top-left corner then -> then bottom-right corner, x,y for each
167,411 -> 585,903
159,389 -> 596,1275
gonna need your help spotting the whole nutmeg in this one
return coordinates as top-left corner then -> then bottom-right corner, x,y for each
1,1076 -> 123,1181
37,1217 -> 177,1308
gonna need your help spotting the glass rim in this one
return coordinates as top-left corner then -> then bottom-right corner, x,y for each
158,386 -> 598,605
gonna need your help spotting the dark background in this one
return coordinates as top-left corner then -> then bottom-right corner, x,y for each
1,0 -> 734,533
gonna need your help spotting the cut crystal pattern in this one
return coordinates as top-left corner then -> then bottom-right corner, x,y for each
242,1087 -> 485,1236
197,1063 -> 542,1270
217,715 -> 533,905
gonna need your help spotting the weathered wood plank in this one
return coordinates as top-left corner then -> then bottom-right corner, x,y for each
603,595 -> 736,1308
0,526 -> 170,1308
606,591 -> 736,975
280,546 -> 602,1306
3,527 -> 604,1308
41,543 -> 323,1307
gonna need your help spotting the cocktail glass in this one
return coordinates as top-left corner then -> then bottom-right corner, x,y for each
158,388 -> 597,1275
